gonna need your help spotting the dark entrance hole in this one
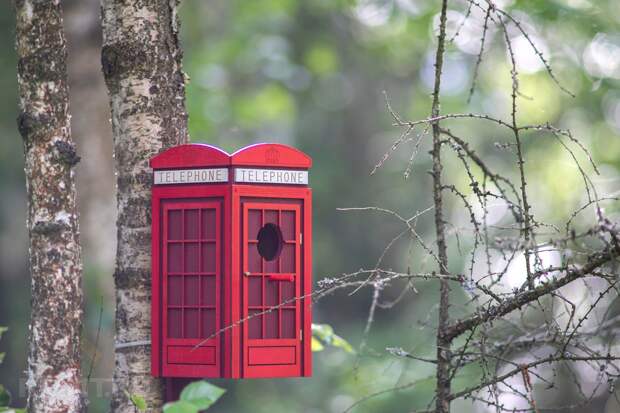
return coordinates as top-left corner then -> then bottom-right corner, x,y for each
256,223 -> 284,261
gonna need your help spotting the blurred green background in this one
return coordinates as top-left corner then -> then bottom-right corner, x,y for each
0,0 -> 619,412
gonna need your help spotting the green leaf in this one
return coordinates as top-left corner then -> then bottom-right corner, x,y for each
0,408 -> 25,413
0,385 -> 11,406
163,401 -> 199,413
312,323 -> 355,354
311,323 -> 334,343
311,336 -> 324,352
129,394 -> 147,412
179,381 -> 226,410
331,334 -> 355,354
0,327 -> 7,341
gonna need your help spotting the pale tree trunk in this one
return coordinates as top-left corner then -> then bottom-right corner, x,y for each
101,0 -> 189,411
15,1 -> 84,412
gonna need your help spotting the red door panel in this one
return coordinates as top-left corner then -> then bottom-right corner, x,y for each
162,201 -> 221,377
242,203 -> 302,378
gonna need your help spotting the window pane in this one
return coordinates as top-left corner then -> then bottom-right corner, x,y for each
248,310 -> 262,339
265,279 -> 278,307
168,210 -> 182,240
264,210 -> 278,225
168,243 -> 183,273
280,244 -> 295,273
265,311 -> 278,339
201,309 -> 216,338
280,211 -> 295,241
248,276 -> 262,307
168,276 -> 183,306
201,209 -> 216,239
184,243 -> 199,272
248,210 -> 261,240
184,309 -> 199,338
184,209 -> 199,240
281,309 -> 295,339
185,276 -> 199,306
281,281 -> 294,305
248,244 -> 262,273
201,276 -> 216,307
201,243 -> 216,273
168,309 -> 182,338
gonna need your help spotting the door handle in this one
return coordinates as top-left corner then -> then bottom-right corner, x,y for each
268,274 -> 294,282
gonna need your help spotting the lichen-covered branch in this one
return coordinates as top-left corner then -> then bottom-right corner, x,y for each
15,0 -> 84,411
101,0 -> 189,411
430,1 -> 451,412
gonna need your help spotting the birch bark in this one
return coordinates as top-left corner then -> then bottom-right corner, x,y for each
100,0 -> 189,411
15,0 -> 84,412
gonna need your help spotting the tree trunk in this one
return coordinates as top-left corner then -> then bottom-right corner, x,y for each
100,0 -> 189,411
15,1 -> 84,412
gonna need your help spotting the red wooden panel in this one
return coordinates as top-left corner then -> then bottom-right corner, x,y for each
168,346 -> 216,365
248,346 -> 296,365
242,202 -> 303,377
162,201 -> 222,376
152,184 -> 231,379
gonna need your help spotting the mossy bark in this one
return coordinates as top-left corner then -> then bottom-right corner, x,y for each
15,0 -> 84,412
100,0 -> 189,411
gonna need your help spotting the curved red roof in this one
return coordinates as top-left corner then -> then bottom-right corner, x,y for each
149,144 -> 230,169
231,143 -> 312,168
150,143 -> 311,169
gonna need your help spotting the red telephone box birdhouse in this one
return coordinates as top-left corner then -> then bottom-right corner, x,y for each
150,143 -> 312,379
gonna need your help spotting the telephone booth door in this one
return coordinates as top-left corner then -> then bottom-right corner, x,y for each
162,201 -> 221,377
242,202 -> 302,378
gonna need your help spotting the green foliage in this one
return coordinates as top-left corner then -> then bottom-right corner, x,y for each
163,381 -> 226,413
0,385 -> 10,407
125,392 -> 147,412
162,401 -> 199,413
0,329 -> 23,413
0,408 -> 25,413
311,323 -> 355,354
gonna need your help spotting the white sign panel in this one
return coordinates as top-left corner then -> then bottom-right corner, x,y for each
154,168 -> 228,185
234,168 -> 308,185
